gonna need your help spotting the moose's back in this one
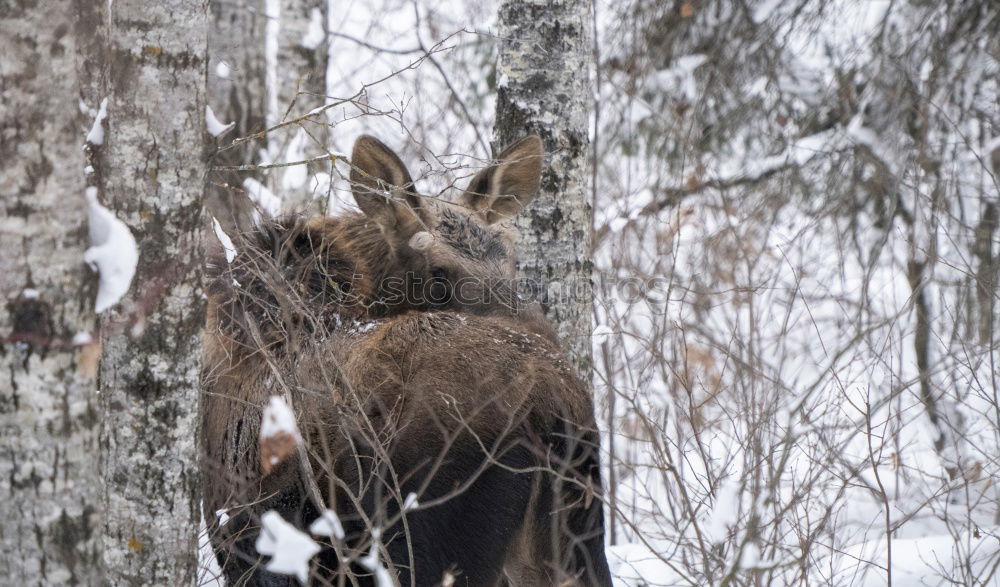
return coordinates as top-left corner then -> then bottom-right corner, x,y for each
202,305 -> 611,585
338,311 -> 610,586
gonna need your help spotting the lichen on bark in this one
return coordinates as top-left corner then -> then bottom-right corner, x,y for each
0,1 -> 103,583
92,1 -> 209,583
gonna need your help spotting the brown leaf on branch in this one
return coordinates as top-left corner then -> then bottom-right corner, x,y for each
78,341 -> 102,380
260,430 -> 298,475
259,396 -> 301,474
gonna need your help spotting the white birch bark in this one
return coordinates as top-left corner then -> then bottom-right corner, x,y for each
94,1 -> 208,583
0,3 -> 103,583
494,0 -> 594,379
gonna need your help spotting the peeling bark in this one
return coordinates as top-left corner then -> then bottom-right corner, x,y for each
0,2 -> 103,583
494,0 -> 594,380
93,1 -> 208,583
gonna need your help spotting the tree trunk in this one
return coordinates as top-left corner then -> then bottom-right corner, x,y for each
494,0 -> 594,379
0,3 -> 103,583
94,1 -> 208,583
207,0 -> 269,232
276,0 -> 328,119
272,0 -> 329,213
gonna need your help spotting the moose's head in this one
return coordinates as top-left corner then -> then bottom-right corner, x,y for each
208,135 -> 545,352
348,134 -> 544,316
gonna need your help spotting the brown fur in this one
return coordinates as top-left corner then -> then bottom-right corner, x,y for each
201,136 -> 611,586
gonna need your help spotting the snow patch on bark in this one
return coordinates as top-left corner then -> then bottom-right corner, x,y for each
86,98 -> 108,145
212,217 -> 237,263
83,187 -> 138,313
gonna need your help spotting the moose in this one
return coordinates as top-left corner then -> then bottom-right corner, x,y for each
201,135 -> 613,586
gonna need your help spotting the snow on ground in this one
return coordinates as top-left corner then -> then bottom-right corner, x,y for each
835,529 -> 1000,586
608,543 -> 683,586
198,507 -> 225,587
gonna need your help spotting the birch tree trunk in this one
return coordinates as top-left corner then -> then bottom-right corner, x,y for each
272,0 -> 329,213
0,3 -> 103,583
207,0 -> 269,232
94,1 -> 208,583
494,0 -> 594,379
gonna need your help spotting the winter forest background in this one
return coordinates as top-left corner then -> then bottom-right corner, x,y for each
2,0 -> 999,585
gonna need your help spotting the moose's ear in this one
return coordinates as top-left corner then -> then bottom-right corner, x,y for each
460,135 -> 543,225
350,135 -> 424,239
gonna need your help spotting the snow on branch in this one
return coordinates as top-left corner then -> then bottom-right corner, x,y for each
259,396 -> 301,474
308,509 -> 345,540
205,105 -> 235,137
846,111 -> 902,176
639,127 -> 846,218
358,528 -> 395,587
83,187 -> 138,313
255,510 -> 320,583
727,127 -> 841,184
650,54 -> 708,102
